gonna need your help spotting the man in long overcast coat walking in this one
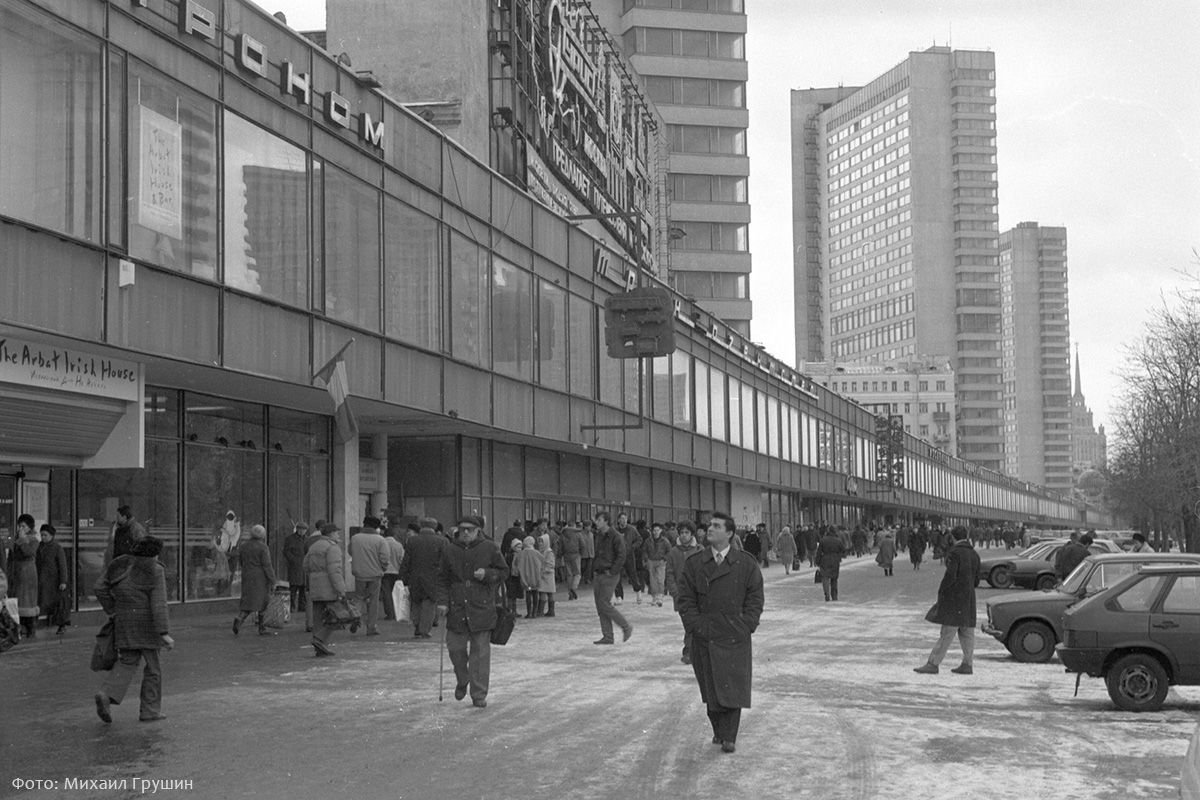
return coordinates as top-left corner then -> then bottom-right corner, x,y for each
676,512 -> 764,754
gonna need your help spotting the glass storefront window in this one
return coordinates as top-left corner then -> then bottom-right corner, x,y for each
492,258 -> 533,380
569,295 -> 595,399
185,445 -> 264,601
185,394 -> 266,450
449,231 -> 491,366
223,111 -> 309,307
76,440 -> 181,608
384,197 -> 441,350
673,354 -> 693,430
694,361 -> 709,437
537,281 -> 567,391
0,3 -> 101,242
127,62 -> 218,278
652,356 -> 671,424
323,164 -> 381,330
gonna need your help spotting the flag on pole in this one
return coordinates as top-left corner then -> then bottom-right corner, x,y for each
313,339 -> 358,444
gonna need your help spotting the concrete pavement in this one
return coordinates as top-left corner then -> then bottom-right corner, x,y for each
2,554 -> 1197,800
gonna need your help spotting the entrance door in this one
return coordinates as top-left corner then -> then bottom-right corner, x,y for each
0,475 -> 15,568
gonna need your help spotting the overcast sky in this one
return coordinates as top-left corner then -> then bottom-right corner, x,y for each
267,0 -> 1200,434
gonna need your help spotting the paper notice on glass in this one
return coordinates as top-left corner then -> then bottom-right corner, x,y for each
135,105 -> 183,240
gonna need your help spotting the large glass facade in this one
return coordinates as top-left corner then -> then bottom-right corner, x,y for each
0,2 -> 101,242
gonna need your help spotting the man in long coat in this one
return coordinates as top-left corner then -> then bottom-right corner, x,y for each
914,525 -> 982,675
399,519 -> 446,638
676,512 -> 764,754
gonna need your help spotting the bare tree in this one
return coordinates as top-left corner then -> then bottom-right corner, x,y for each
1107,273 -> 1200,552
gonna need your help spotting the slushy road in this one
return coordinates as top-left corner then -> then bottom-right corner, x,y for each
2,553 -> 1196,800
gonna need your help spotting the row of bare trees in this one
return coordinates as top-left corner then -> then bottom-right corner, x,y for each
1107,273 -> 1200,552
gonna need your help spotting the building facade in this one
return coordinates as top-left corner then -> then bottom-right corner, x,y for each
0,0 -> 1093,617
791,47 -> 1003,471
1071,348 -> 1107,475
805,359 -> 956,454
1000,222 -> 1072,491
609,0 -> 753,335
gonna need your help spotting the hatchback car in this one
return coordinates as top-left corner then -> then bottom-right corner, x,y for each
983,538 -> 1121,590
1058,563 -> 1200,711
983,552 -> 1200,662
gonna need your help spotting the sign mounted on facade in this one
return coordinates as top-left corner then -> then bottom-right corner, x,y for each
493,0 -> 659,271
0,338 -> 141,402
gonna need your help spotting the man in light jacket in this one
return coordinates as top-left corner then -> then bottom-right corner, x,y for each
349,517 -> 390,636
304,524 -> 347,657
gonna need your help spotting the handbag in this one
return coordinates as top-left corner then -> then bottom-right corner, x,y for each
814,568 -> 823,584
490,584 -> 516,646
91,617 -> 117,672
323,595 -> 362,628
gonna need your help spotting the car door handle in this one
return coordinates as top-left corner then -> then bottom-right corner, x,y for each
1152,621 -> 1179,629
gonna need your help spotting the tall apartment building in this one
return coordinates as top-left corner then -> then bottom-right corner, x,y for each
792,47 -> 1003,471
610,0 -> 753,336
1000,223 -> 1072,491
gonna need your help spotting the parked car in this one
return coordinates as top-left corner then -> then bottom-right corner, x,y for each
983,552 -> 1200,662
982,538 -> 1122,591
1058,563 -> 1200,711
978,541 -> 1056,588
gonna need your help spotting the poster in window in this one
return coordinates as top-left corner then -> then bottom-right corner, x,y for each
135,105 -> 183,240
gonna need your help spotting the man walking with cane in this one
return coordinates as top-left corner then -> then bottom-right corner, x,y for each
436,516 -> 507,708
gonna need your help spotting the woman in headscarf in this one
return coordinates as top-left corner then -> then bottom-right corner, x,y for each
503,539 -> 525,614
513,536 -> 543,619
233,525 -> 277,636
537,534 -> 557,618
8,514 -> 40,639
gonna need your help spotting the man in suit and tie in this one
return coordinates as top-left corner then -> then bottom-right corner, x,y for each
676,512 -> 764,754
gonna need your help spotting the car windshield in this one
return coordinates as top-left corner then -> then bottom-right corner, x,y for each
1060,557 -> 1095,594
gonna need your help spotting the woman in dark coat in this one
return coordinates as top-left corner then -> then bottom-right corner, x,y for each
234,525 -> 277,636
914,526 -> 982,675
94,536 -> 174,723
909,527 -> 927,570
36,524 -> 69,634
875,532 -> 896,577
677,513 -> 764,753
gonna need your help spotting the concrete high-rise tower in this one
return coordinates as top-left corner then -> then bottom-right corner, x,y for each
606,0 -> 753,336
791,47 -> 1003,471
1000,222 -> 1072,491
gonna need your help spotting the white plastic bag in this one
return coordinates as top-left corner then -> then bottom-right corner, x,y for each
393,582 -> 411,623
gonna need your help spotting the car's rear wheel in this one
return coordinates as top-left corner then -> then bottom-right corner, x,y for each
1007,620 -> 1055,663
1106,653 -> 1169,712
988,566 -> 1013,589
1035,573 -> 1058,591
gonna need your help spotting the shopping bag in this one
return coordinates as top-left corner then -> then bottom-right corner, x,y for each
393,582 -> 411,623
323,595 -> 362,628
90,618 -> 117,672
813,569 -> 823,584
263,587 -> 291,629
490,604 -> 516,646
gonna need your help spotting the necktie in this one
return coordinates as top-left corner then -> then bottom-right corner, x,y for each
714,552 -> 723,565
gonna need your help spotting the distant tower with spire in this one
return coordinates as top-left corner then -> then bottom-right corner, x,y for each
1071,344 -> 1107,480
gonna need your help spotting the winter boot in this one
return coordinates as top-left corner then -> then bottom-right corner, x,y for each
525,594 -> 535,619
546,597 -> 556,617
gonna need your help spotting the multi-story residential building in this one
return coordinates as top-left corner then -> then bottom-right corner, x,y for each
791,46 -> 1003,471
610,0 -> 753,336
999,222 -> 1072,491
805,359 -> 956,454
